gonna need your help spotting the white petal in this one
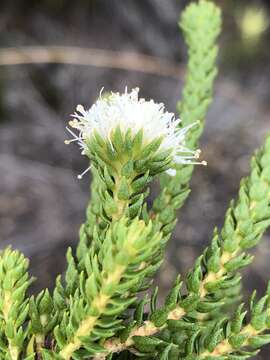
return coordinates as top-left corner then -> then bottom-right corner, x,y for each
166,168 -> 177,176
67,88 -> 203,176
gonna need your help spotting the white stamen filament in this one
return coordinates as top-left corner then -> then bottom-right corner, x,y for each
66,88 -> 206,178
77,165 -> 92,180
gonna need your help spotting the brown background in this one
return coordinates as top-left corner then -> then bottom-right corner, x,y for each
0,0 -> 270,358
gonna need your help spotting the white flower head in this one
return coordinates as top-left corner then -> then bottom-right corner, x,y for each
65,88 -> 206,178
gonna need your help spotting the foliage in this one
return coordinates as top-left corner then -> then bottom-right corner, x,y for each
1,1 -> 270,360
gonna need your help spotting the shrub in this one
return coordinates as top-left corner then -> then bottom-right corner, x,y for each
2,1 -> 270,359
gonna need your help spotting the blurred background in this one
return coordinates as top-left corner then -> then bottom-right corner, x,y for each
0,0 -> 270,356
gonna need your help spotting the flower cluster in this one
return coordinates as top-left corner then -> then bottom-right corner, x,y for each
65,88 -> 206,178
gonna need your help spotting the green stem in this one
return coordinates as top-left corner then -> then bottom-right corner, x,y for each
35,333 -> 45,354
59,265 -> 125,359
3,291 -> 19,360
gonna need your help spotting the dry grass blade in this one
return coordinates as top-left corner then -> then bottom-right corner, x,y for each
0,46 -> 183,78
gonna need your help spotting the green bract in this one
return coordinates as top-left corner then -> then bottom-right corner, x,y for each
1,1 -> 270,360
86,127 -> 172,222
